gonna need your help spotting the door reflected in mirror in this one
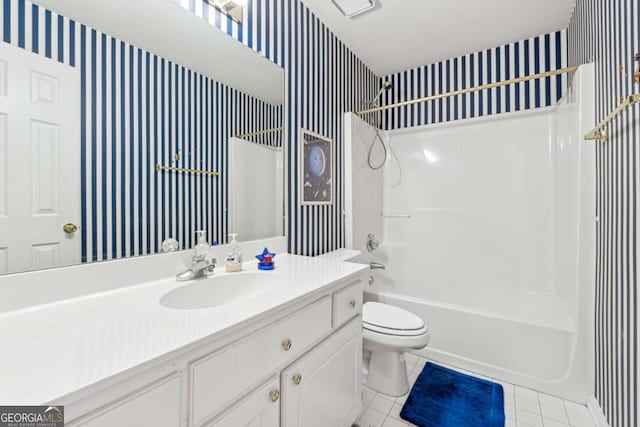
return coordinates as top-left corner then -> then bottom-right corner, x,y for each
229,133 -> 284,242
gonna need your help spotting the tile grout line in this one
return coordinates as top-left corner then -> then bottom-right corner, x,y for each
536,391 -> 543,426
561,399 -> 572,427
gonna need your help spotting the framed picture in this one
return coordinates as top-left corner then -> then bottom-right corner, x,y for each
300,129 -> 332,205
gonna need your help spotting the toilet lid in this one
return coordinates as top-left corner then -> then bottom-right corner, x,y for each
363,302 -> 425,332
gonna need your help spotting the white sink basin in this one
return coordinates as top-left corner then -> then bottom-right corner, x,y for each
160,272 -> 284,309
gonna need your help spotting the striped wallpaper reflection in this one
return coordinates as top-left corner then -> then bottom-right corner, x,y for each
183,0 -> 379,255
0,0 -> 282,262
179,0 -> 286,68
568,1 -> 638,426
382,30 -> 568,130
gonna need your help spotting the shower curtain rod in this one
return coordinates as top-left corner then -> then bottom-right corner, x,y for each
234,126 -> 283,139
355,65 -> 579,116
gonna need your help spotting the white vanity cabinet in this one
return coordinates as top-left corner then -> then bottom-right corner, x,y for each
190,296 -> 333,426
205,377 -> 281,427
63,274 -> 365,427
70,375 -> 182,427
281,318 -> 362,427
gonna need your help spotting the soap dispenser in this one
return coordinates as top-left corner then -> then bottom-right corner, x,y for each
225,233 -> 243,272
193,230 -> 210,261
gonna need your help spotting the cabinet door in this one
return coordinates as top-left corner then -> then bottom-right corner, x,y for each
205,377 -> 280,427
281,317 -> 362,427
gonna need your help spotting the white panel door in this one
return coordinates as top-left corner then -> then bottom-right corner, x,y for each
281,318 -> 362,427
0,42 -> 80,274
205,377 -> 280,427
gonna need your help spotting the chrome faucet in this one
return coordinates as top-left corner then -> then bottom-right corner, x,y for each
369,262 -> 386,270
176,230 -> 216,282
176,258 -> 216,282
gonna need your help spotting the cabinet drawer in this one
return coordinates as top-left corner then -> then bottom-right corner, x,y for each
71,375 -> 181,427
332,279 -> 363,328
205,377 -> 280,427
190,296 -> 332,426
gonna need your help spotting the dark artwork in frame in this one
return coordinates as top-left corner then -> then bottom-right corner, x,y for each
300,129 -> 332,205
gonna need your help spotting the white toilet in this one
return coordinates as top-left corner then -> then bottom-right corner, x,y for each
363,302 -> 431,396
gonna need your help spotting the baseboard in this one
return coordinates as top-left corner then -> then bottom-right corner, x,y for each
587,395 -> 609,427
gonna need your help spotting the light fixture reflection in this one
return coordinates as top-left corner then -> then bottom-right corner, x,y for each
423,149 -> 438,164
207,0 -> 244,23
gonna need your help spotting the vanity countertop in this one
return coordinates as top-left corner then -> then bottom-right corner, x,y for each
0,254 -> 367,404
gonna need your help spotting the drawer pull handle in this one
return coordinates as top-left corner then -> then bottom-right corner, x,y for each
269,389 -> 280,402
292,374 -> 302,385
282,339 -> 292,351
350,299 -> 357,308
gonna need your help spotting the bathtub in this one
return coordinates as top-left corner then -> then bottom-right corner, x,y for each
354,275 -> 592,403
369,288 -> 574,376
349,245 -> 593,403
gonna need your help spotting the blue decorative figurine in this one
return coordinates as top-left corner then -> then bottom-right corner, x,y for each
256,248 -> 276,270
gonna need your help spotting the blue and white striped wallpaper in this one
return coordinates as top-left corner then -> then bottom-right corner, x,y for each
382,30 -> 568,130
0,0 -> 282,263
568,1 -> 639,426
178,0 -> 286,68
182,0 -> 379,256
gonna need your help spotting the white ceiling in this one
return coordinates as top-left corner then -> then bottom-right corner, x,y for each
302,0 -> 577,76
32,0 -> 284,105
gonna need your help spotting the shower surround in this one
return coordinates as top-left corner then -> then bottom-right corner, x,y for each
345,65 -> 596,402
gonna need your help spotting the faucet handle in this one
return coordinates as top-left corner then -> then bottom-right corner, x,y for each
366,233 -> 379,252
206,258 -> 217,274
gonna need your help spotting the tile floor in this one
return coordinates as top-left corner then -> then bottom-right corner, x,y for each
355,353 -> 596,427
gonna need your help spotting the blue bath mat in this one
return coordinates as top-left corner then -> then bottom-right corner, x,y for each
400,363 -> 505,427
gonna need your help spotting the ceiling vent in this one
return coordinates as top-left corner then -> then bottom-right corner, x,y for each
331,0 -> 376,18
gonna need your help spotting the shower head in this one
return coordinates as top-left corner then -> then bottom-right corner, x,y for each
370,81 -> 393,107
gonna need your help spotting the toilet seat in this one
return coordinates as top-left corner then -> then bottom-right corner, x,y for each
364,322 -> 429,336
363,302 -> 427,336
363,326 -> 431,349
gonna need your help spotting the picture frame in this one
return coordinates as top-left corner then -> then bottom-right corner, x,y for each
299,128 -> 333,205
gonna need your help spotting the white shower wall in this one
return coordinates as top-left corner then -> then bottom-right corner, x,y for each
345,64 -> 596,401
344,114 -> 384,253
383,109 -> 557,306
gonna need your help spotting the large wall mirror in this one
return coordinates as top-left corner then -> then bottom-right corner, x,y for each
0,0 -> 284,275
